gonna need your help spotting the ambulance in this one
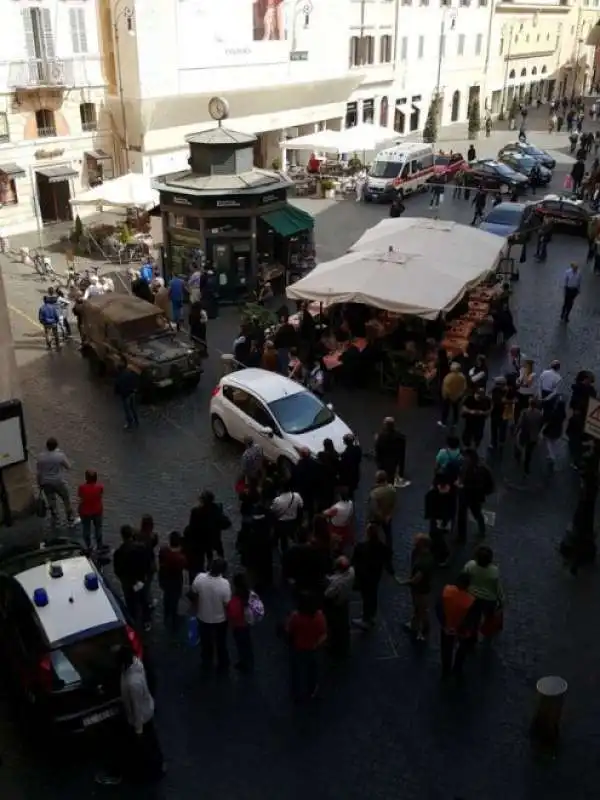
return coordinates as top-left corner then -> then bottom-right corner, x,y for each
364,143 -> 435,203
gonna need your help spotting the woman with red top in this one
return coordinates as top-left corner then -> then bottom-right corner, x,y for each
158,531 -> 187,631
227,572 -> 254,673
285,591 -> 327,702
78,469 -> 104,551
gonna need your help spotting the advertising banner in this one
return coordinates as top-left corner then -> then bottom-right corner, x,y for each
177,0 -> 300,67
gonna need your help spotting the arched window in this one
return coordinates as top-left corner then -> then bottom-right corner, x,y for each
380,96 -> 389,127
541,65 -> 547,74
509,69 -> 516,80
531,67 -> 537,76
451,90 -> 461,122
520,68 -> 527,77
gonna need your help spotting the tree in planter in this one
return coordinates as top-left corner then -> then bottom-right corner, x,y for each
468,97 -> 481,139
423,95 -> 440,144
508,98 -> 519,121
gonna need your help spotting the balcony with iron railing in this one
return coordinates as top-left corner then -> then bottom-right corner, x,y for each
6,56 -> 106,90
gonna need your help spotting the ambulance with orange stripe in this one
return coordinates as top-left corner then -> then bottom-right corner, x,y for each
364,143 -> 435,203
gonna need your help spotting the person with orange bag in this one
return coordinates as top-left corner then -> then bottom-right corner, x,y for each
437,572 -> 480,678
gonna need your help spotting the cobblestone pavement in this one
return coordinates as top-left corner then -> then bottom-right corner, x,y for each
2,108 -> 600,800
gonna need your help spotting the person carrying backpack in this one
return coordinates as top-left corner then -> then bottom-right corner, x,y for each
456,449 -> 494,542
435,435 -> 464,482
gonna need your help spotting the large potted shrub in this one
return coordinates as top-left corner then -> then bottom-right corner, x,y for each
320,179 -> 336,199
468,97 -> 481,139
423,95 -> 440,144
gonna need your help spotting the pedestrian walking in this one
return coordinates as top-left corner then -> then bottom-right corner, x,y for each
435,434 -> 464,481
437,572 -> 479,678
471,187 -> 487,226
158,531 -> 186,630
184,490 -> 230,580
539,360 -> 562,401
36,437 -> 78,527
323,556 -> 355,658
374,417 -> 410,487
424,475 -> 458,567
351,523 -> 394,629
535,216 -> 552,261
113,525 -> 153,629
271,481 -> 304,553
114,357 -> 140,429
168,275 -> 185,330
515,358 -> 536,423
239,436 -> 264,487
38,294 -> 61,351
368,470 -> 397,553
78,469 -> 104,550
561,262 -> 581,322
514,397 -> 544,476
541,395 -> 567,471
461,386 -> 492,450
117,646 -> 165,782
439,362 -> 467,428
236,493 -> 273,592
227,572 -> 257,673
285,591 -> 327,703
292,446 -> 320,518
323,487 -> 355,552
463,545 -> 504,634
456,449 -> 493,541
190,558 -> 231,674
399,534 -> 435,642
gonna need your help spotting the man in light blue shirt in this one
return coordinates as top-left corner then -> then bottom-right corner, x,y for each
561,262 -> 581,322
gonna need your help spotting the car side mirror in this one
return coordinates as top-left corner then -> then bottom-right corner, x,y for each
261,426 -> 274,438
327,403 -> 334,411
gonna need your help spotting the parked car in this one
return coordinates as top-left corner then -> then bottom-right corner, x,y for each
479,201 -> 542,241
498,142 -> 556,171
210,368 -> 353,474
0,539 -> 141,733
80,293 -> 203,396
498,152 -> 552,185
533,194 -> 597,236
463,159 -> 529,195
433,152 -> 465,180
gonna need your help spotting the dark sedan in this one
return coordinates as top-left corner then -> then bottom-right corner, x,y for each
498,152 -> 552,185
463,159 -> 529,195
533,194 -> 596,236
498,142 -> 556,170
479,202 -> 541,241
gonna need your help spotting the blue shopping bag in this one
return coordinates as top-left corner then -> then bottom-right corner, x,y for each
187,615 -> 200,646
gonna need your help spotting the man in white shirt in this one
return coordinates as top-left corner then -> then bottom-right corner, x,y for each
83,274 -> 105,300
539,360 -> 562,401
561,262 -> 582,322
191,558 -> 231,673
271,482 -> 303,552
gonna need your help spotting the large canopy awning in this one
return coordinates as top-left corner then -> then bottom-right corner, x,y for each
281,123 -> 400,154
71,172 -> 158,210
286,218 -> 505,319
37,165 -> 78,184
261,204 -> 314,237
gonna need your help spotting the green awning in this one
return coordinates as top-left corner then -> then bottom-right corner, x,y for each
261,204 -> 314,237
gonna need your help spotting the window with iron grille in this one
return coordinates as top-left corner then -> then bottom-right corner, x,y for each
35,108 -> 56,138
0,113 -> 9,143
80,103 -> 97,132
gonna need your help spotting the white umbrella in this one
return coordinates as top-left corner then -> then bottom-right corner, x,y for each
71,173 -> 159,210
282,123 -> 399,154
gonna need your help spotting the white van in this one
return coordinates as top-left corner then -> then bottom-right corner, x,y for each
364,143 -> 435,203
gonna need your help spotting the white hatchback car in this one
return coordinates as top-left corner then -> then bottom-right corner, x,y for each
210,368 -> 353,470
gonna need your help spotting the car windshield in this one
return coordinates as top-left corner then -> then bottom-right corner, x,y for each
495,163 -> 517,177
513,155 -> 535,170
369,160 -> 402,179
435,155 -> 450,166
524,145 -> 543,156
484,207 -> 522,226
268,392 -> 335,435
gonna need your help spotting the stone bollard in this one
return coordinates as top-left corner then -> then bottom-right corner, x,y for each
19,246 -> 29,263
221,353 -> 235,377
530,676 -> 568,748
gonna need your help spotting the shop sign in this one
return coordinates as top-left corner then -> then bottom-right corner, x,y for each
290,51 -> 308,61
169,195 -> 194,206
260,189 -> 286,205
216,199 -> 242,209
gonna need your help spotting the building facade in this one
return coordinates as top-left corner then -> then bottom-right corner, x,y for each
100,0 -> 361,177
0,0 -> 113,237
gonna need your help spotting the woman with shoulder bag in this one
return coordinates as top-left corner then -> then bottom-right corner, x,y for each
270,481 -> 304,553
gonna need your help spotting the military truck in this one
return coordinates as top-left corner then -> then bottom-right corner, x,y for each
80,294 -> 203,395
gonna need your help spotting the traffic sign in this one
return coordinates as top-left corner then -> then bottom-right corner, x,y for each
584,397 -> 600,440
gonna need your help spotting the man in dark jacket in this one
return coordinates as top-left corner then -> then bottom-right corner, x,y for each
184,490 -> 230,580
456,449 -> 493,541
571,158 -> 585,193
375,417 -> 409,488
424,476 -> 458,566
471,187 -> 487,226
113,525 -> 153,628
38,295 -> 61,350
282,526 -> 328,597
389,194 -> 405,218
292,447 -> 320,516
338,433 -> 362,498
351,523 -> 393,629
114,357 -> 140,429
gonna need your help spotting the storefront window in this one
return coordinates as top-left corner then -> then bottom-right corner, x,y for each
168,229 -> 204,277
204,217 -> 251,234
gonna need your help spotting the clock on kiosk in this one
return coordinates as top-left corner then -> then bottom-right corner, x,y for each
208,97 -> 229,125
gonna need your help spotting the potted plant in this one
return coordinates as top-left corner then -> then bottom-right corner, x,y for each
348,154 -> 363,174
320,179 -> 336,199
423,95 -> 440,144
271,156 -> 282,171
468,97 -> 481,139
508,98 -> 519,130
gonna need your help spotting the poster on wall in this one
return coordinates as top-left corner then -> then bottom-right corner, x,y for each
177,0 -> 304,67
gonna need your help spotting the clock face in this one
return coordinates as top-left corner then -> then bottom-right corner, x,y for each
208,97 -> 229,121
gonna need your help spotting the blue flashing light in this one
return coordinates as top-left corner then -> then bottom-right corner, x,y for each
33,588 -> 49,607
84,572 -> 99,592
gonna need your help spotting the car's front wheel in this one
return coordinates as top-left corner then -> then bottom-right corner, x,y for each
211,414 -> 229,441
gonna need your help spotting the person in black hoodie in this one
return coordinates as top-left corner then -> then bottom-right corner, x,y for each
351,523 -> 394,629
184,490 -> 231,581
424,475 -> 458,566
282,526 -> 329,598
292,447 -> 320,517
113,525 -> 153,628
316,439 -> 339,510
570,370 -> 596,415
236,491 -> 273,592
338,433 -> 362,499
114,357 -> 140,430
375,417 -> 409,487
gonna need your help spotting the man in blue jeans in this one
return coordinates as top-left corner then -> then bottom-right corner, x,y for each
115,357 -> 140,429
168,275 -> 185,330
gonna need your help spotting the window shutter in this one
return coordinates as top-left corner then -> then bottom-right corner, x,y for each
22,8 -> 37,59
69,8 -> 89,55
40,8 -> 55,60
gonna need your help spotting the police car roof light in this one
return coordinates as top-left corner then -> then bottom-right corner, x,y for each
49,563 -> 64,579
84,572 -> 99,592
33,588 -> 49,607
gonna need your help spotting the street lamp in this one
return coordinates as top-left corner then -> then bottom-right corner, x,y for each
113,1 -> 135,173
431,7 -> 457,151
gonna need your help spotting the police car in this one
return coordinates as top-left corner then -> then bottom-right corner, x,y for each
0,539 -> 141,733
